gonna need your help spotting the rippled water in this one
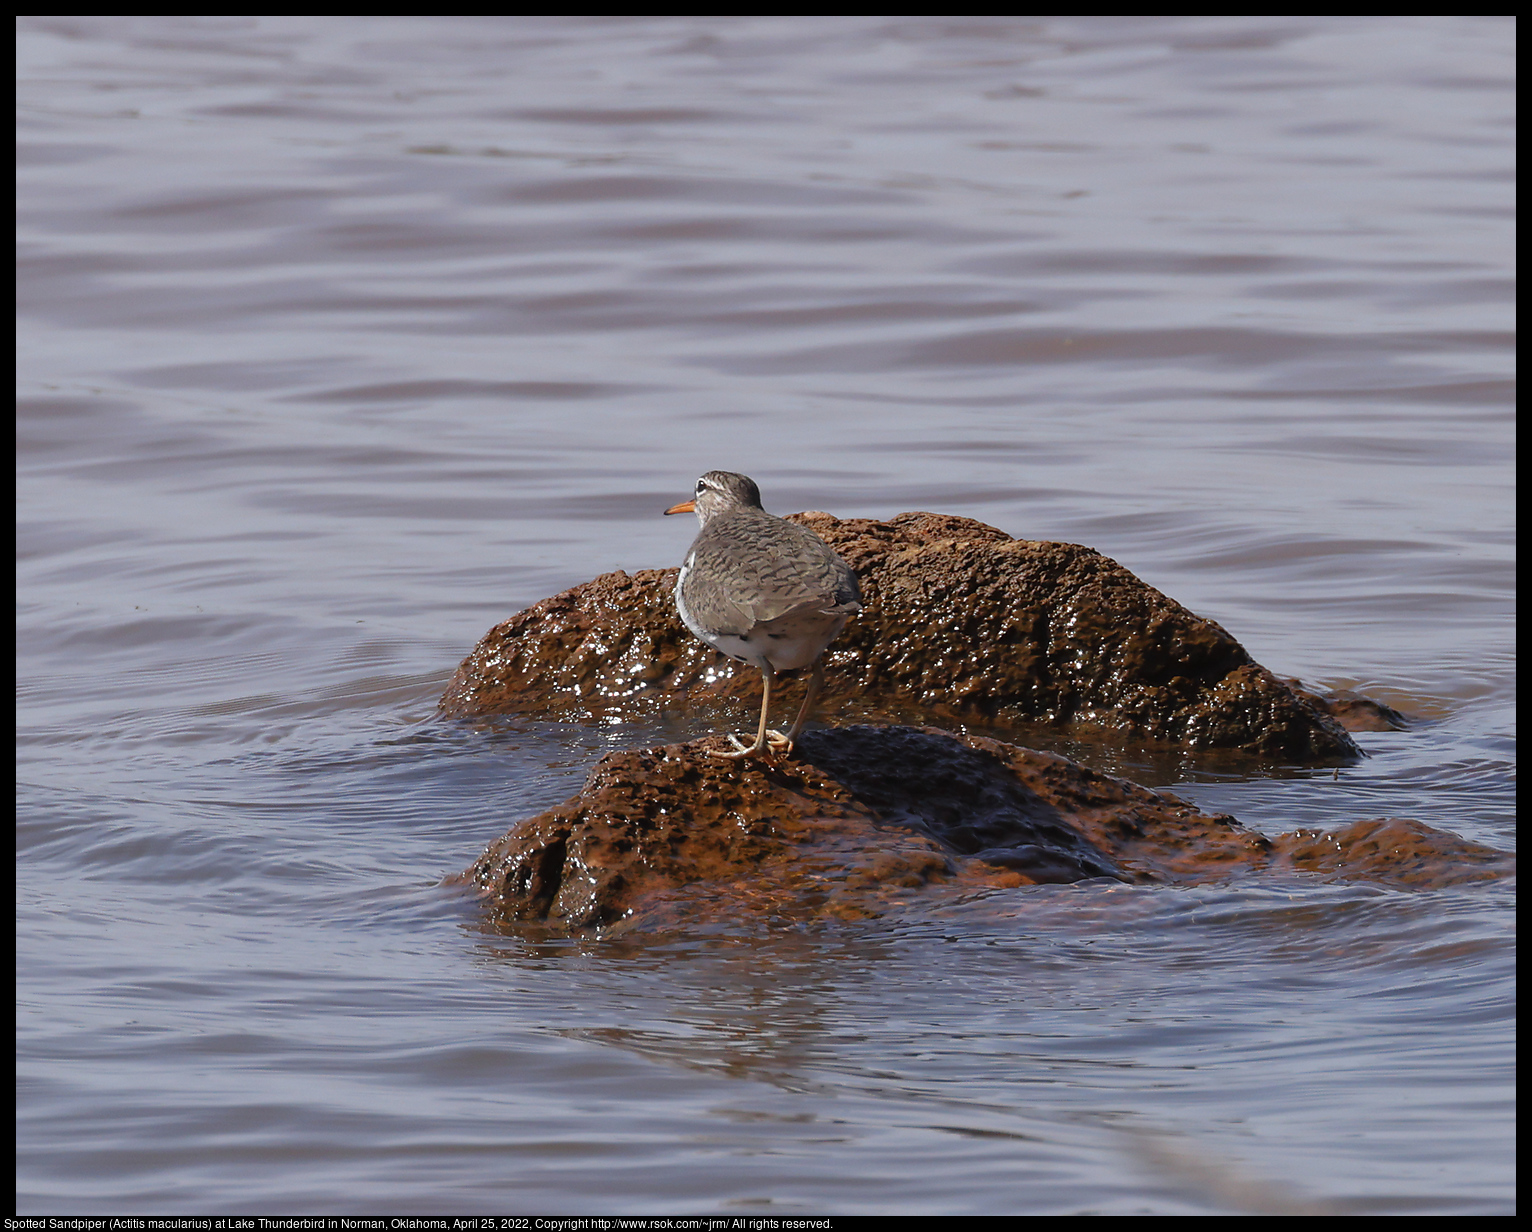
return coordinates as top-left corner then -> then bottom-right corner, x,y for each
17,16 -> 1513,1215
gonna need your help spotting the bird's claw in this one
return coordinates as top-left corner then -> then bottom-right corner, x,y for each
706,730 -> 793,759
707,733 -> 762,759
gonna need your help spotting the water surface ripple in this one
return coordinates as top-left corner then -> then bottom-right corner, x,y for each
17,16 -> 1513,1215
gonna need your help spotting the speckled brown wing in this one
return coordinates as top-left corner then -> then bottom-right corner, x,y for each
683,509 -> 860,630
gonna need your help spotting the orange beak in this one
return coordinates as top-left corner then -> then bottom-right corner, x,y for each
664,499 -> 696,516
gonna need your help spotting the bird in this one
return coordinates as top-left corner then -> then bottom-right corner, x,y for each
664,471 -> 862,758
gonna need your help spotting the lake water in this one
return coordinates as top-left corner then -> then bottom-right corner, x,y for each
16,15 -> 1514,1216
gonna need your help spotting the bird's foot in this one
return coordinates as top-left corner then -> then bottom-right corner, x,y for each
709,733 -> 765,759
706,729 -> 794,759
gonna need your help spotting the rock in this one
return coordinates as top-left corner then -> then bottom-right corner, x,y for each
1282,679 -> 1411,733
1267,817 -> 1514,888
440,511 -> 1360,761
455,727 -> 1510,932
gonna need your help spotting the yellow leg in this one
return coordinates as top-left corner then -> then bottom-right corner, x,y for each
714,665 -> 774,759
778,658 -> 825,750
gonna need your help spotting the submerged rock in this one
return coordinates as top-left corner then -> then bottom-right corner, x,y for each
441,511 -> 1361,762
457,727 -> 1510,933
1282,678 -> 1411,733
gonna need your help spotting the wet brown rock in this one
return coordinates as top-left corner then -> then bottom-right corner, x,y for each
458,727 -> 1509,932
1268,817 -> 1514,889
440,512 -> 1361,761
1282,679 -> 1411,733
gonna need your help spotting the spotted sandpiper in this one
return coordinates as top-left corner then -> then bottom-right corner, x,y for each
665,471 -> 862,758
